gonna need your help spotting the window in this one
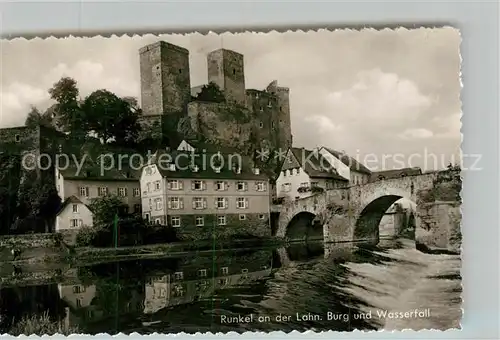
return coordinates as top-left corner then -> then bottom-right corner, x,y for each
198,269 -> 207,278
79,187 -> 89,197
118,187 -> 127,197
14,134 -> 20,142
171,216 -> 181,227
98,187 -> 108,196
155,198 -> 163,210
72,285 -> 85,293
311,181 -> 319,187
155,218 -> 161,225
134,204 -> 141,213
239,214 -> 246,221
237,182 -> 247,191
192,180 -> 204,190
195,216 -> 204,226
133,188 -> 140,197
76,298 -> 82,308
72,204 -> 78,213
179,68 -> 182,74
221,267 -> 229,275
193,197 -> 205,210
217,215 -> 226,225
216,197 -> 227,209
145,213 -> 150,222
282,183 -> 291,192
168,197 -> 181,210
70,219 -> 80,228
256,182 -> 266,191
237,197 -> 247,209
174,272 -> 183,280
271,122 -> 275,129
168,180 -> 181,190
259,121 -> 264,128
154,181 -> 161,191
215,181 -> 226,191
232,68 -> 236,75
299,182 -> 309,188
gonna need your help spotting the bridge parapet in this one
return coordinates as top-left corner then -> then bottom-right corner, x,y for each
277,169 -> 461,252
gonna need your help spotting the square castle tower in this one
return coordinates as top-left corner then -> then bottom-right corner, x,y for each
138,40 -> 293,150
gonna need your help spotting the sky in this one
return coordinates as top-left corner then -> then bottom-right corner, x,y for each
0,28 -> 462,171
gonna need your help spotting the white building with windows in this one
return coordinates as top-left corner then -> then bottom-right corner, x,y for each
55,196 -> 93,231
55,163 -> 142,226
139,146 -> 271,233
275,147 -> 349,201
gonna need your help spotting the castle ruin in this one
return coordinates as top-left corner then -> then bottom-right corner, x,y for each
138,40 -> 293,155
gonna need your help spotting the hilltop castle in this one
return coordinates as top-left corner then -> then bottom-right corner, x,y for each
137,41 -> 293,155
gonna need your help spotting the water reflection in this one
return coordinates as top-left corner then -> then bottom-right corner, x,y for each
0,240 -> 461,334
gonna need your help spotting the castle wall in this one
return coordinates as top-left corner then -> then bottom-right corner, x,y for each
140,41 -> 191,116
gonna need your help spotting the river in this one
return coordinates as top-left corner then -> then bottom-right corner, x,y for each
0,239 -> 461,334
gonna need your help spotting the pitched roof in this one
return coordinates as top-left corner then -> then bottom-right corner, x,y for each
322,147 -> 372,174
178,139 -> 241,154
149,149 -> 268,181
57,196 -> 91,216
370,167 -> 422,181
59,161 -> 140,182
288,148 -> 348,181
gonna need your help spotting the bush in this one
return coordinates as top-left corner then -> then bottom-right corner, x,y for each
9,311 -> 80,336
75,225 -> 99,247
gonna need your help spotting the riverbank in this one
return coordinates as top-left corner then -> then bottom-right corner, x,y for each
2,236 -> 286,266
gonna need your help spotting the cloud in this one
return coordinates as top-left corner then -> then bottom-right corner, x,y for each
303,115 -> 342,134
1,60 -> 139,128
43,60 -> 139,98
326,69 -> 432,125
0,82 -> 50,127
398,128 -> 434,140
432,112 -> 462,139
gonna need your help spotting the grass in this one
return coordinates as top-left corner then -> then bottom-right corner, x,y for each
9,311 -> 80,336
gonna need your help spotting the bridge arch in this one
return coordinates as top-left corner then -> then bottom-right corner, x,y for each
283,211 -> 323,240
353,194 -> 405,241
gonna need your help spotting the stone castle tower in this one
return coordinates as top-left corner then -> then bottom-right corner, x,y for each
138,40 -> 293,154
139,41 -> 191,115
207,49 -> 246,105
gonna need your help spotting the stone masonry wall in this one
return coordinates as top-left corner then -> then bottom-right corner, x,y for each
416,170 -> 462,252
139,41 -> 191,116
177,213 -> 271,241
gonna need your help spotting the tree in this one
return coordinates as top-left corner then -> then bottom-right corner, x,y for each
15,174 -> 61,233
48,77 -> 86,137
89,195 -> 129,230
0,154 -> 21,235
24,106 -> 53,128
81,90 -> 141,146
195,82 -> 225,103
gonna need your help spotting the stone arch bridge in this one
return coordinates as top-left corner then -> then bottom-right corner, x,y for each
276,169 -> 462,252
